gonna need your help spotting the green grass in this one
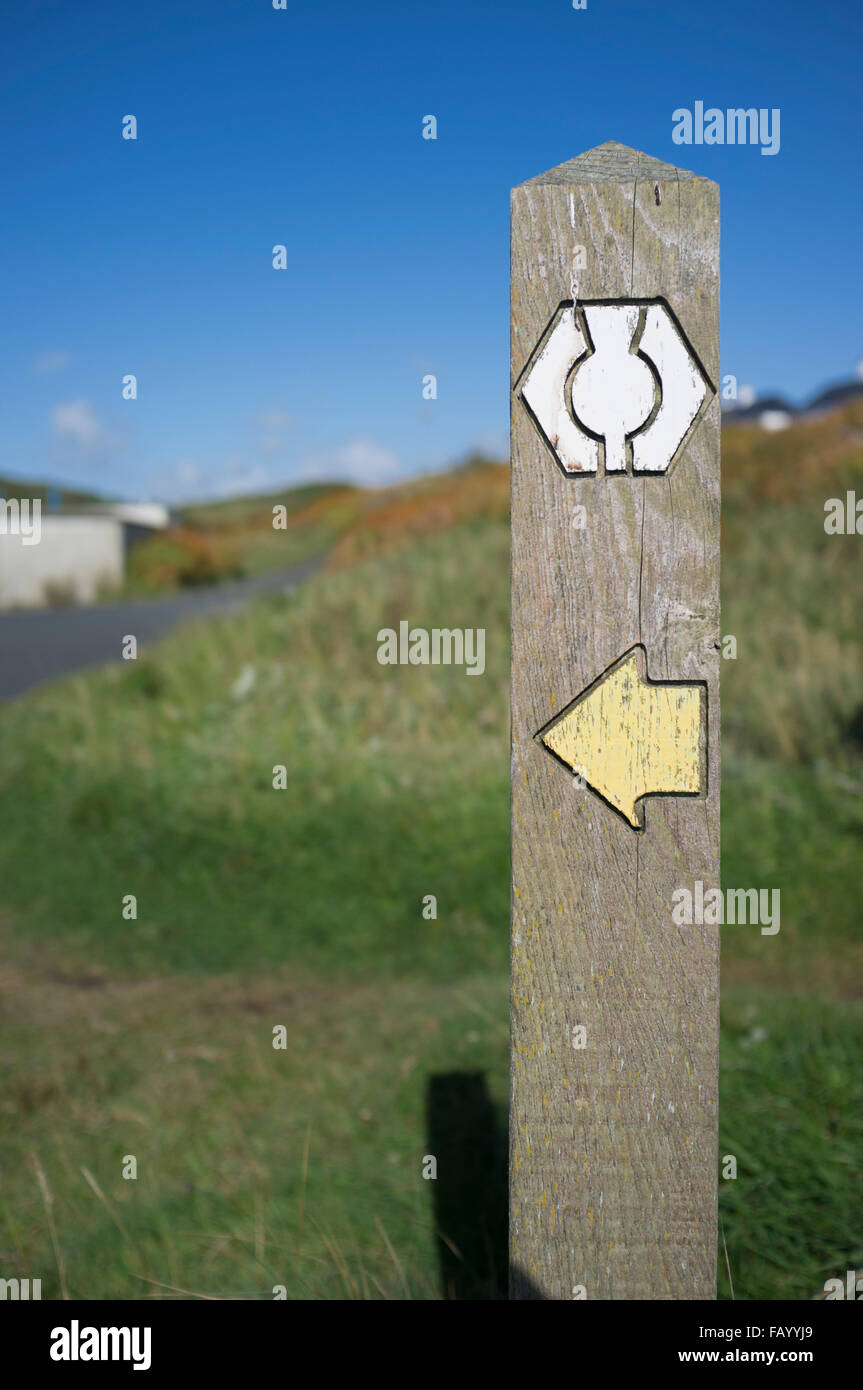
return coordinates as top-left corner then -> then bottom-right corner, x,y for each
722,759 -> 863,991
2,415 -> 863,1298
2,961 -> 509,1299
718,992 -> 863,1300
0,522 -> 509,978
0,521 -> 512,1298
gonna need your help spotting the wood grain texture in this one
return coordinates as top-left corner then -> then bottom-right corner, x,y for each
509,142 -> 720,1301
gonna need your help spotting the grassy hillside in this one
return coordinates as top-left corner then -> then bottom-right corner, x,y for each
125,459 -> 507,593
0,521 -> 509,979
0,518 -> 512,1300
1,411 -> 862,1299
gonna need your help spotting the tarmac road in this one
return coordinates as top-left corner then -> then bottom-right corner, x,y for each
0,552 -> 324,701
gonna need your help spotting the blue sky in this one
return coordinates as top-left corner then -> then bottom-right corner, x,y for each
0,0 -> 860,500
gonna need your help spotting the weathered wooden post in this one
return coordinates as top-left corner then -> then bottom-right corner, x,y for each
509,142 -> 720,1300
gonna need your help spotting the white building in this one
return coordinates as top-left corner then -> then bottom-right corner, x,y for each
73,501 -> 171,530
0,498 -> 170,609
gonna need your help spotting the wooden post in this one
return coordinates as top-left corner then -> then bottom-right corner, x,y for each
509,142 -> 720,1301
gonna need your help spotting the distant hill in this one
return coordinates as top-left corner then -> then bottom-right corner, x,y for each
804,380 -> 863,415
724,374 -> 863,427
178,482 -> 353,531
0,475 -> 105,507
722,394 -> 795,425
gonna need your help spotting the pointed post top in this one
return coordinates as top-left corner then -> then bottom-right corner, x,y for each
519,140 -> 708,188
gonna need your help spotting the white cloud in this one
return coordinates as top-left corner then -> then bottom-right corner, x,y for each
146,457 -> 204,503
211,462 -> 272,498
152,440 -> 402,506
255,409 -> 294,459
51,398 -> 108,448
260,436 -> 287,459
296,439 -> 402,486
34,349 -> 70,373
255,410 -> 293,430
151,456 -> 273,504
176,458 -> 204,489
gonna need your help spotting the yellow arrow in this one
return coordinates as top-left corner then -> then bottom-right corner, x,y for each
538,647 -> 706,830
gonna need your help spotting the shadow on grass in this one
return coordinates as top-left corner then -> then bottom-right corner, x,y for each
427,1071 -> 547,1300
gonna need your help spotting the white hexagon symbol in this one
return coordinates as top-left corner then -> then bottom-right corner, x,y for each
517,299 -> 714,476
